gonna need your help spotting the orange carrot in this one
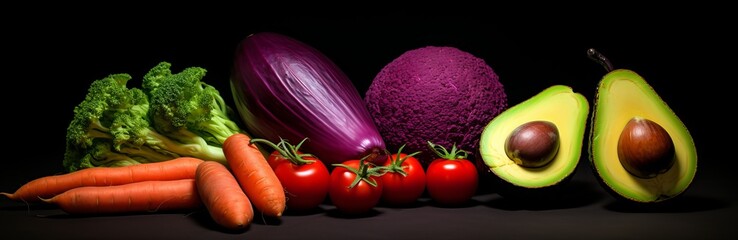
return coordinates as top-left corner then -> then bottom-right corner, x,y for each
40,179 -> 201,215
196,161 -> 254,230
1,157 -> 204,202
223,133 -> 285,217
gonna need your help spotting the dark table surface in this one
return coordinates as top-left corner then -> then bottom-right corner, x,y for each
2,160 -> 736,240
2,10 -> 735,239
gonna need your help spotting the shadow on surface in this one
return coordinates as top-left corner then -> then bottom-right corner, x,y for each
186,210 -> 251,234
485,180 -> 606,210
604,195 -> 731,213
251,211 -> 283,226
0,202 -> 59,211
377,198 -> 431,209
325,208 -> 383,219
283,206 -> 328,216
187,209 -> 284,233
426,198 -> 485,209
36,208 -> 203,218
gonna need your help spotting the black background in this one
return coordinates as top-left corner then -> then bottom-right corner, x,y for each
2,9 -> 736,239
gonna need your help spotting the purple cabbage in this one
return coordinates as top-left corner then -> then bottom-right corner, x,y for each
230,32 -> 387,165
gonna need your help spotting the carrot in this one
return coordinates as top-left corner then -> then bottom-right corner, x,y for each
223,133 -> 285,218
1,157 -> 204,202
40,179 -> 201,215
196,161 -> 254,230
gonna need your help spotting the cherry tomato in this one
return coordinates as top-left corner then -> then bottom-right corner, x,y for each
380,145 -> 426,206
252,138 -> 330,212
425,141 -> 478,205
329,159 -> 384,214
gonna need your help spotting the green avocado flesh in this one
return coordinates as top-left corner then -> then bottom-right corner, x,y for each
590,69 -> 697,203
480,85 -> 589,188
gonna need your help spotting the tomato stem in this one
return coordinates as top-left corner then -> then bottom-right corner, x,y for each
386,144 -> 421,177
427,141 -> 469,160
332,154 -> 387,188
250,138 -> 316,165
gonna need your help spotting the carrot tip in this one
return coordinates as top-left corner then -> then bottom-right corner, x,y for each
37,196 -> 52,203
0,192 -> 13,200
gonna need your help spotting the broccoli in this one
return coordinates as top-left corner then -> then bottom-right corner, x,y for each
143,62 -> 242,146
63,62 -> 241,172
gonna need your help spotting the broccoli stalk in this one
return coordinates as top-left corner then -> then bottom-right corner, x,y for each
63,67 -> 236,172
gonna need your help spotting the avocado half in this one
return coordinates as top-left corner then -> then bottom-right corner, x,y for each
480,85 -> 589,191
589,69 -> 697,203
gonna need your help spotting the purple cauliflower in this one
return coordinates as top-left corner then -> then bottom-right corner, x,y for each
364,46 -> 508,167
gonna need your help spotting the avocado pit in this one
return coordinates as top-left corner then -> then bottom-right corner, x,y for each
505,120 -> 560,168
617,117 -> 675,179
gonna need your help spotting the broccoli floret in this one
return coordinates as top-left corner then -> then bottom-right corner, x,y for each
64,74 -> 167,171
143,62 -> 242,146
64,69 -> 230,172
65,74 -> 138,149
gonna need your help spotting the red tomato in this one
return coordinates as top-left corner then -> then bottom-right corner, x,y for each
253,138 -> 331,212
329,159 -> 384,214
425,141 -> 478,205
269,151 -> 330,211
380,146 -> 426,206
